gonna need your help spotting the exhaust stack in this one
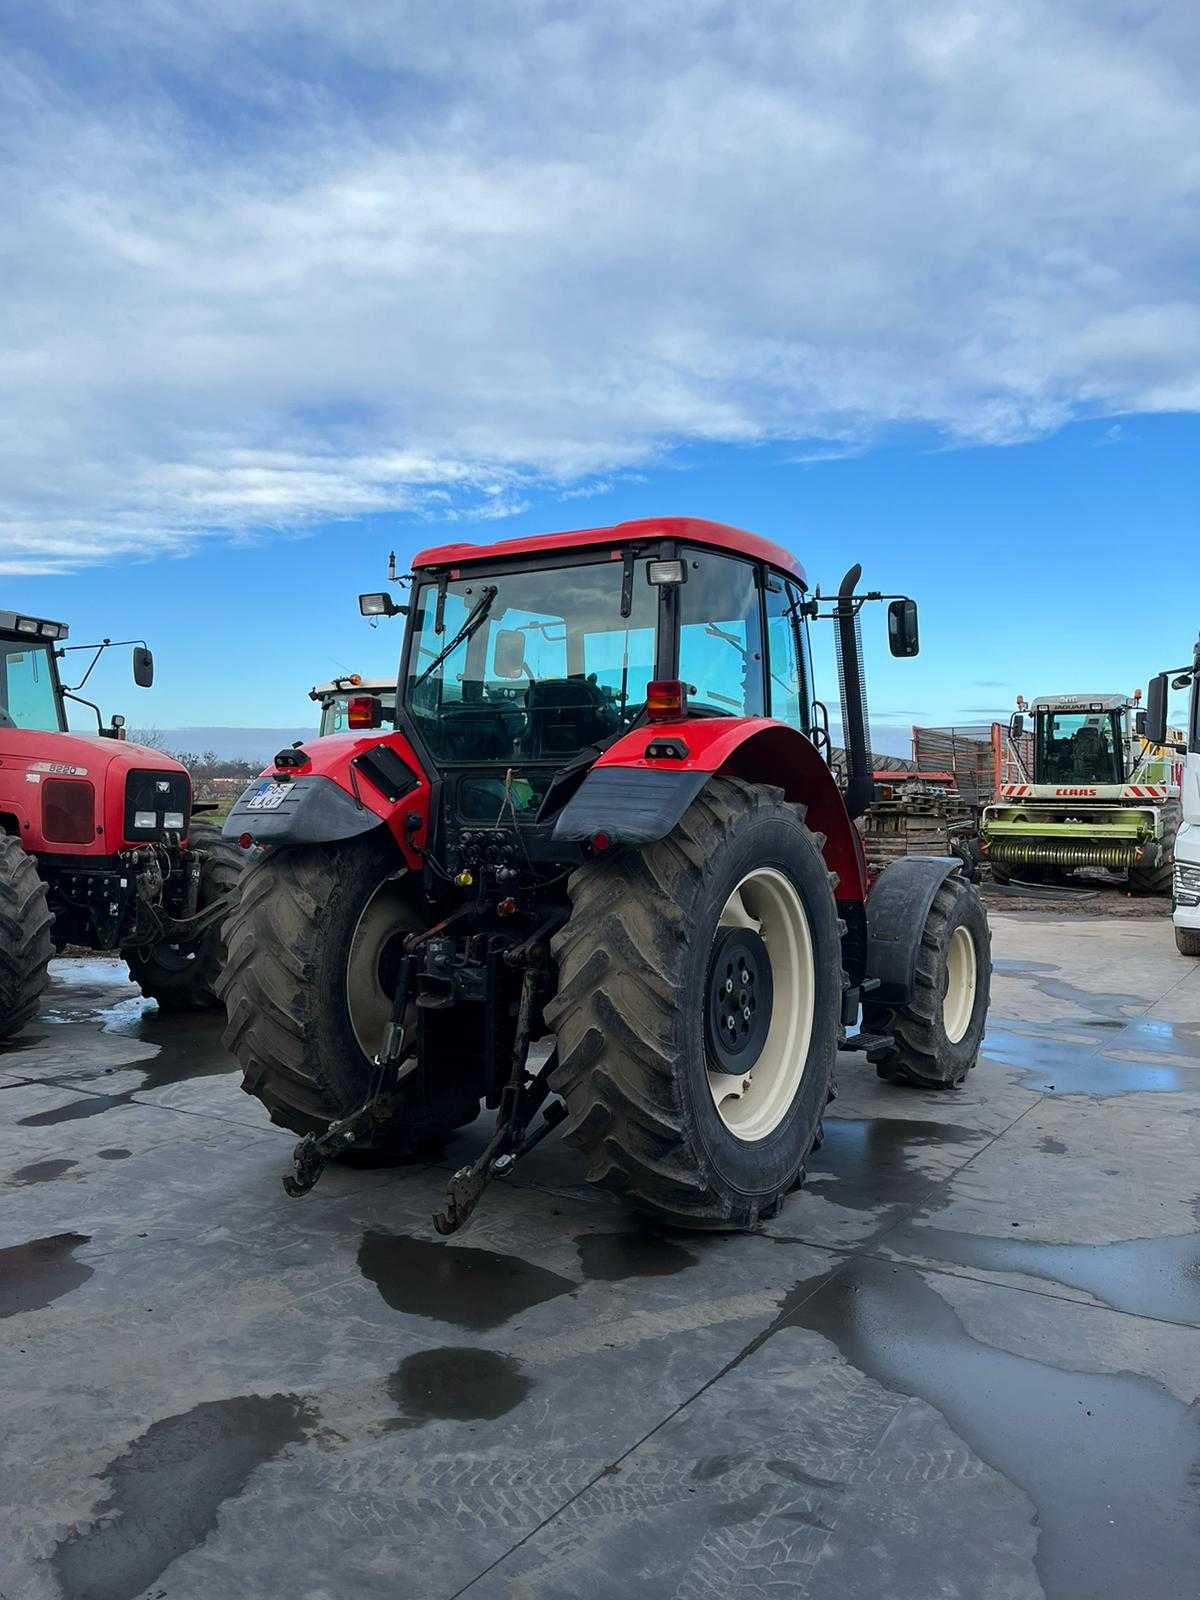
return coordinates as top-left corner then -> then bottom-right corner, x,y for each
834,564 -> 875,821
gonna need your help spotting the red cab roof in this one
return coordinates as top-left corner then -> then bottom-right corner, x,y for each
412,516 -> 807,587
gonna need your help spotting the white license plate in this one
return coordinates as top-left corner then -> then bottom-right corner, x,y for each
244,780 -> 289,812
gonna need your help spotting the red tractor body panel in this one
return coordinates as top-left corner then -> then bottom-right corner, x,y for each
413,516 -> 808,588
592,717 -> 869,903
0,729 -> 193,854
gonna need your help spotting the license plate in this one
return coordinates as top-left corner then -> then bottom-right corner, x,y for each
244,780 -> 289,812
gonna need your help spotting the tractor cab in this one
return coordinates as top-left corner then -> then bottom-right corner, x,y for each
0,612 -> 70,733
1030,695 -> 1130,786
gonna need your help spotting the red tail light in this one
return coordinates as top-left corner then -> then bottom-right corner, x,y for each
347,695 -> 381,730
646,679 -> 687,722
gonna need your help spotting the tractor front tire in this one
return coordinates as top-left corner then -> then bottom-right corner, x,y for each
125,822 -> 245,1011
1129,803 -> 1182,896
865,875 -> 991,1089
1176,926 -> 1200,958
546,778 -> 842,1229
219,832 -> 478,1151
0,835 -> 53,1042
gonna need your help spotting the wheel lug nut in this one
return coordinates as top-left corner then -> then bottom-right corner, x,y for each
724,978 -> 733,994
742,1006 -> 751,1020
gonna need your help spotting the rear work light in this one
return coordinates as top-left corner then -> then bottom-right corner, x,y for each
647,559 -> 686,586
646,679 -> 688,722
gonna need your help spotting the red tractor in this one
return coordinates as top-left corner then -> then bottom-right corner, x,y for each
0,610 -> 243,1038
219,518 -> 991,1232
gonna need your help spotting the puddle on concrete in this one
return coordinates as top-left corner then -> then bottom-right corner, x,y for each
982,1023 -> 1189,1096
575,1230 -> 697,1281
18,1093 -> 134,1126
806,1118 -> 986,1212
886,1223 -> 1200,1325
358,1230 -> 575,1331
97,1147 -> 131,1160
1038,1136 -> 1068,1154
1,1232 -> 92,1317
386,1347 -> 531,1425
787,1256 -> 1200,1600
51,1393 -> 316,1600
7,1157 -> 78,1186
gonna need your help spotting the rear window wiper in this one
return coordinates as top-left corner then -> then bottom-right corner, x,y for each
411,586 -> 498,692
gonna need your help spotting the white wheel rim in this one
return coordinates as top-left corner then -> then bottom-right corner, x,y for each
943,924 -> 977,1045
707,867 -> 815,1142
346,876 -> 419,1059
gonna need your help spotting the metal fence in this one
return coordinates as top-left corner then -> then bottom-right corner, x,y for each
911,724 -> 998,806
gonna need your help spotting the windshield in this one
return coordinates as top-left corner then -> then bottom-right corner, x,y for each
404,560 -> 658,764
319,691 -> 396,737
0,642 -> 63,731
1036,710 -> 1124,784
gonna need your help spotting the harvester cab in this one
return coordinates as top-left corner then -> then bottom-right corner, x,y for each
220,517 -> 992,1234
0,609 -> 244,1039
1146,641 -> 1200,955
982,689 -> 1183,892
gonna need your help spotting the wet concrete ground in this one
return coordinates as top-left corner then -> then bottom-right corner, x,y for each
2,914 -> 1199,1600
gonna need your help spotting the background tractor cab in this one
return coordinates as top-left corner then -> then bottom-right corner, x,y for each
1146,642 -> 1200,956
221,516 -> 987,1236
981,689 -> 1183,891
309,675 -> 397,738
0,609 -> 243,1039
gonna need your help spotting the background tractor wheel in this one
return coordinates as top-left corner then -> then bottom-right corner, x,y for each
865,875 -> 991,1089
219,831 -> 478,1151
125,821 -> 244,1011
987,858 -> 1012,886
1176,926 -> 1200,957
1128,802 -> 1182,896
547,777 -> 842,1229
0,835 -> 53,1041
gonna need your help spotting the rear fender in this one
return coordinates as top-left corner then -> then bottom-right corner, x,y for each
864,855 -> 960,1004
551,717 -> 868,904
222,731 -> 430,866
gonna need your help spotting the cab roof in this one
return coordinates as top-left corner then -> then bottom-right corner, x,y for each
412,516 -> 807,587
309,676 -> 395,700
1031,693 -> 1130,712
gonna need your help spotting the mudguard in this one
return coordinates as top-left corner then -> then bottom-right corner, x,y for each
222,732 -> 429,865
551,717 -> 869,903
864,855 -> 961,1004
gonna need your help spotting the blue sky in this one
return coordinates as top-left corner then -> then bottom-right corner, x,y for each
1,3 -> 1196,749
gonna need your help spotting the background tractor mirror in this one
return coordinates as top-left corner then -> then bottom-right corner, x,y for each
887,597 -> 919,657
493,628 -> 527,679
1010,713 -> 1025,739
133,646 -> 154,688
1135,709 -> 1147,737
1145,674 -> 1168,745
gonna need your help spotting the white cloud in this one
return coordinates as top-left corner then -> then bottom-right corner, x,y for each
0,1 -> 1197,569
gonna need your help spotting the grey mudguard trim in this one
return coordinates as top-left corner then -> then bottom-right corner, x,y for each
222,775 -> 383,845
864,854 -> 960,1004
552,765 -> 709,846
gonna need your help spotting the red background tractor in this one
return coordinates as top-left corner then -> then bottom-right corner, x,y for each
0,609 -> 242,1037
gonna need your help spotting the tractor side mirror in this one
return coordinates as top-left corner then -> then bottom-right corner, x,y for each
1135,710 -> 1147,737
887,598 -> 919,657
493,628 -> 527,679
1010,713 -> 1025,739
133,647 -> 154,688
1145,674 -> 1168,745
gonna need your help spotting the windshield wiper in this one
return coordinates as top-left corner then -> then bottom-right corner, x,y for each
412,585 -> 498,692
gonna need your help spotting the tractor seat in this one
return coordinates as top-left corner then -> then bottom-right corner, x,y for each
524,677 -> 617,758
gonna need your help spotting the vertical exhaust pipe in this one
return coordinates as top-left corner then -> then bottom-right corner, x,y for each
834,564 -> 875,820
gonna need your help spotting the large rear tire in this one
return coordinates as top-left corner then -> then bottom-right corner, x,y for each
1129,802 -> 1181,896
546,778 -> 842,1229
0,836 -> 53,1042
124,821 -> 244,1011
1176,926 -> 1200,957
865,875 -> 991,1089
218,831 -> 478,1150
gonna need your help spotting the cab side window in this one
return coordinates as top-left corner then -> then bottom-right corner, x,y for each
764,579 -> 809,733
678,551 -> 765,716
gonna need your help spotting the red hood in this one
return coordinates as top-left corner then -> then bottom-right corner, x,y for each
0,728 -> 187,775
